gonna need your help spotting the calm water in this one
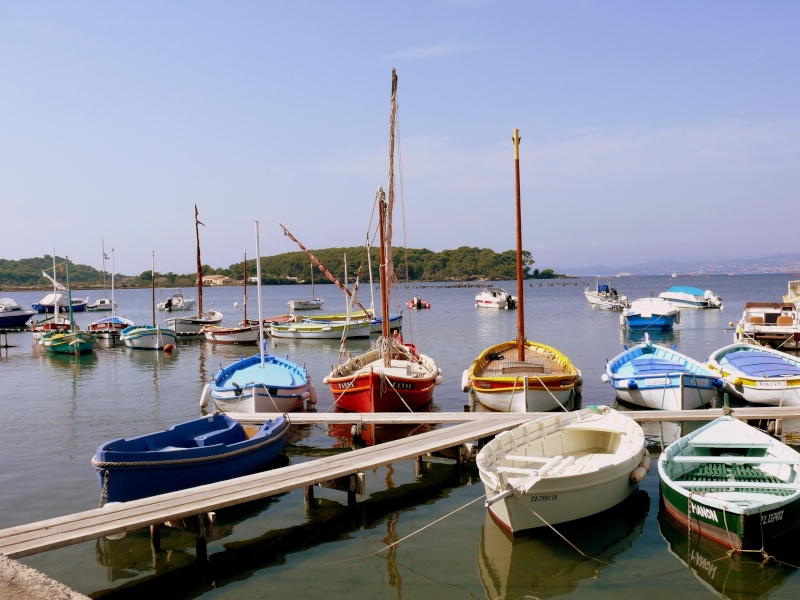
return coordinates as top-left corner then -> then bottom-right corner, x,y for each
2,274 -> 800,599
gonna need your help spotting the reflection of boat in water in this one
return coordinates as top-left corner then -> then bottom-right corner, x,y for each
327,417 -> 434,448
478,490 -> 650,599
658,509 -> 800,600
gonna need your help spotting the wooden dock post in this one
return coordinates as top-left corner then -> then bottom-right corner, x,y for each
150,524 -> 161,553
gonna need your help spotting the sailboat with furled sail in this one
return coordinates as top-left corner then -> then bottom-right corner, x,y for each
462,129 -> 580,412
202,248 -> 261,344
323,69 -> 442,412
166,205 -> 223,335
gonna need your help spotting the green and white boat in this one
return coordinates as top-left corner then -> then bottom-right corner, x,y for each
658,411 -> 800,551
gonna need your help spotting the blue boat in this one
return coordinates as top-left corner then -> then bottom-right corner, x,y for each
0,298 -> 37,327
603,334 -> 723,410
202,350 -> 315,413
621,297 -> 680,331
92,413 -> 290,503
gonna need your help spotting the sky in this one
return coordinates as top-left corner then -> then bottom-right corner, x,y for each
1,1 -> 799,277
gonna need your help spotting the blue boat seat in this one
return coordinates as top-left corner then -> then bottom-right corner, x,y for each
194,426 -> 244,447
631,357 -> 683,375
726,351 -> 800,377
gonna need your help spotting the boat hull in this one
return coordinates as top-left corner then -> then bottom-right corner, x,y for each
477,408 -> 647,534
209,353 -> 313,413
605,340 -> 723,410
203,324 -> 260,344
269,320 -> 371,339
120,326 -> 178,350
658,287 -> 722,309
475,287 -> 517,309
706,343 -> 800,406
287,299 -> 324,310
467,340 -> 579,412
92,414 -> 290,503
166,310 -> 224,334
0,313 -> 36,327
658,415 -> 800,551
325,341 -> 441,412
41,331 -> 97,354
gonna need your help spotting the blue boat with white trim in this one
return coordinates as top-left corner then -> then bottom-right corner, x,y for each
92,413 -> 290,503
603,334 -> 723,410
621,297 -> 680,331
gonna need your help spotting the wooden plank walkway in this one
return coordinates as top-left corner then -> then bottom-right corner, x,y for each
228,405 -> 800,425
2,405 -> 797,559
0,417 -> 528,559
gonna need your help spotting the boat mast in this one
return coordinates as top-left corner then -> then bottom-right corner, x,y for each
513,128 -> 525,361
151,251 -> 156,326
242,247 -> 248,324
111,248 -> 115,317
195,204 -> 204,315
382,68 -> 398,344
101,238 -> 107,298
310,260 -> 314,299
65,257 -> 74,332
378,188 -> 388,345
255,221 -> 265,369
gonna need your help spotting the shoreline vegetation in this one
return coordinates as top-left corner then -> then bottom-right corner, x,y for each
0,248 -> 567,292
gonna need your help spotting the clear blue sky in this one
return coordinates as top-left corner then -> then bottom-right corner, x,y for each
2,1 -> 798,276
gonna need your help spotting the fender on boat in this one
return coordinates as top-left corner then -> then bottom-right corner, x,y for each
461,369 -> 471,392
199,383 -> 212,409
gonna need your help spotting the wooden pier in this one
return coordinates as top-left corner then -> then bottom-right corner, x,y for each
1,406 -> 798,560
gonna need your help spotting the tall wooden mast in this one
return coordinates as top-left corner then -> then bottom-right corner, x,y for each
195,204 -> 204,314
513,129 -> 526,361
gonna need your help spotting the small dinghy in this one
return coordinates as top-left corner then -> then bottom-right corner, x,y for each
477,406 -> 650,535
92,413 -> 290,503
658,407 -> 800,551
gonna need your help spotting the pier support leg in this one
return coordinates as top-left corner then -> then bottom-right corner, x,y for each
304,485 -> 315,510
150,524 -> 161,555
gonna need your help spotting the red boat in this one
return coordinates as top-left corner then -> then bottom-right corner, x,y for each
406,296 -> 430,309
323,70 -> 442,413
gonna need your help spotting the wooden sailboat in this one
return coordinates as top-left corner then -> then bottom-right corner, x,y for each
203,248 -> 260,344
120,252 -> 178,350
88,239 -> 114,311
41,257 -> 97,355
322,69 -> 442,412
30,254 -> 72,338
165,205 -> 224,334
200,220 -> 316,413
287,261 -> 324,311
462,129 -> 580,412
88,248 -> 134,339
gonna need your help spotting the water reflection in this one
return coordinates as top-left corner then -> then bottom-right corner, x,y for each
620,327 -> 680,348
477,490 -> 650,599
658,509 -> 800,599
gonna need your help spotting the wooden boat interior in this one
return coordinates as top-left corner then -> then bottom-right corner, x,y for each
474,343 -> 572,378
481,417 -> 627,485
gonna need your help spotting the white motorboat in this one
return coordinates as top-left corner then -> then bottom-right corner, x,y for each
584,280 -> 629,311
475,286 -> 517,309
658,286 -> 722,309
157,290 -> 196,312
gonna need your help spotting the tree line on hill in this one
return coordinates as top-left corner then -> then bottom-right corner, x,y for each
0,247 -> 564,290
